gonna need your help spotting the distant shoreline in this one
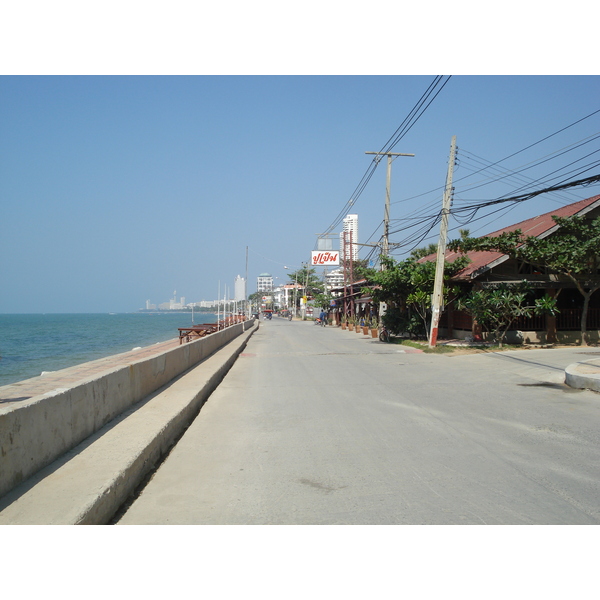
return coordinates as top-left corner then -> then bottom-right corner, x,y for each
137,309 -> 218,314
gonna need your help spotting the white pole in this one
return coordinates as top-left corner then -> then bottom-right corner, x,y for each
429,135 -> 457,348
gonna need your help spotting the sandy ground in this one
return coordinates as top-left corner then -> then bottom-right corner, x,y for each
403,339 -> 599,357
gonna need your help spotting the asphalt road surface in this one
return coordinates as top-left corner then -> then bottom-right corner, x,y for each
117,317 -> 600,525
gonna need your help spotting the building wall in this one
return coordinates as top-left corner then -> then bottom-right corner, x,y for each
326,268 -> 344,290
257,273 -> 273,292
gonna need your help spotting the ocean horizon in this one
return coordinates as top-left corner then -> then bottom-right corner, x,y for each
0,312 -> 218,387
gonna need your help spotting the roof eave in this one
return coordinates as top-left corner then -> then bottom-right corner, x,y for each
536,196 -> 600,240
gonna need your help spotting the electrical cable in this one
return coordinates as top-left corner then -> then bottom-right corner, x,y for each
384,172 -> 600,259
451,173 -> 600,216
453,107 -> 600,189
320,76 -> 452,238
391,108 -> 600,207
456,137 -> 600,199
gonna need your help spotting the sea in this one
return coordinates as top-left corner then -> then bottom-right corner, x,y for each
0,312 -> 217,388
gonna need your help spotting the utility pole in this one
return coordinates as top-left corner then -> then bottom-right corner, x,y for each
366,150 -> 414,322
429,135 -> 457,348
365,151 -> 415,263
342,231 -> 349,322
349,231 -> 355,320
245,246 -> 249,317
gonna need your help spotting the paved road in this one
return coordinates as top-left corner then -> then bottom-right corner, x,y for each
117,317 -> 600,524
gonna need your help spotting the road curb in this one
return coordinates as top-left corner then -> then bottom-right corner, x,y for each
565,358 -> 600,393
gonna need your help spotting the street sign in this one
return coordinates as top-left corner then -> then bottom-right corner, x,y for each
311,251 -> 339,266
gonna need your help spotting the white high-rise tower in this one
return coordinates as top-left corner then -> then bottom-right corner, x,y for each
234,275 -> 246,302
341,214 -> 359,261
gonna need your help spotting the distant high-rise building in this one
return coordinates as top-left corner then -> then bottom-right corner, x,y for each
257,273 -> 273,292
325,268 -> 344,291
234,275 -> 246,302
341,214 -> 359,261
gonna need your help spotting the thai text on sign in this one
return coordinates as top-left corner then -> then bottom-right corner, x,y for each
311,251 -> 339,266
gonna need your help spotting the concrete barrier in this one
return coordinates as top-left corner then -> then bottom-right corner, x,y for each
565,358 -> 600,393
0,320 -> 255,499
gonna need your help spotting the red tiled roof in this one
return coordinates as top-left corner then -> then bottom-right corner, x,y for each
420,194 -> 600,280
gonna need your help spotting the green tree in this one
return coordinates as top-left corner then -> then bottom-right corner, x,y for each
248,291 -> 264,313
367,255 -> 469,341
409,243 -> 438,260
312,292 -> 334,311
285,266 -> 324,297
449,215 -> 600,345
348,259 -> 376,282
457,282 -> 558,347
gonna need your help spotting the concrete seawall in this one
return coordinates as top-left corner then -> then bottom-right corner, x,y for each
0,319 -> 255,500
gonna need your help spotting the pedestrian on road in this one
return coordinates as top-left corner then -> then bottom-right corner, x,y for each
319,309 -> 327,327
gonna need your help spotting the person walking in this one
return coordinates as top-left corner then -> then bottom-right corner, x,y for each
319,309 -> 327,327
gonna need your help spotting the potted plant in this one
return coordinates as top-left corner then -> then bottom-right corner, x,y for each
370,318 -> 378,338
362,318 -> 369,336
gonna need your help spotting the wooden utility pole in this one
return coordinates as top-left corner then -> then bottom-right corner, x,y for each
366,150 -> 414,321
349,231 -> 355,320
245,246 -> 249,316
342,231 -> 349,322
429,135 -> 457,348
365,151 -> 415,263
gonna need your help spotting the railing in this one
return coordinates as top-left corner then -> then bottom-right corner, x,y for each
178,315 -> 247,344
556,308 -> 600,330
512,313 -> 546,331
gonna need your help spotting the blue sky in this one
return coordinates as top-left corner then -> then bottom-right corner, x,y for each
1,75 -> 599,313
0,2 -> 598,313
1,4 -> 598,584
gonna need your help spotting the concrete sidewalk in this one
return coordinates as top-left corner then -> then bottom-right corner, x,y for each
0,323 -> 258,524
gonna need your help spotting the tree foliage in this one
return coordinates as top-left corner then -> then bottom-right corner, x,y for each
285,266 -> 324,296
457,282 -> 558,347
366,255 -> 470,340
449,215 -> 600,345
312,292 -> 334,311
347,259 -> 374,282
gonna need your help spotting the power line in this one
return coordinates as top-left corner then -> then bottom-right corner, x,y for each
452,173 -> 600,215
379,76 -> 452,154
391,108 -> 600,207
456,134 -> 600,199
454,108 -> 600,189
321,76 -> 452,238
385,173 -> 600,257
